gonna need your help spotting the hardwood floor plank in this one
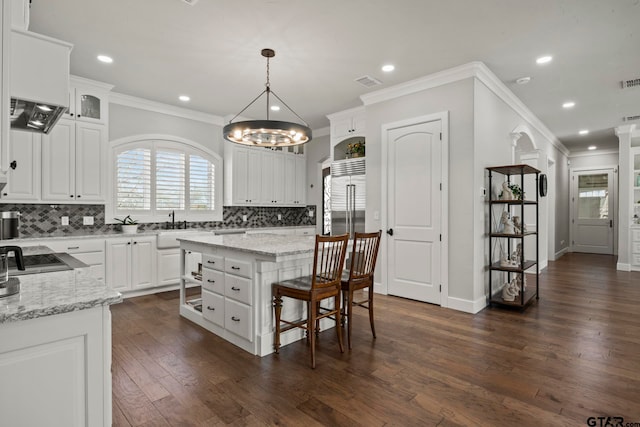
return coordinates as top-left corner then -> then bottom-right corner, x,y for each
111,253 -> 640,426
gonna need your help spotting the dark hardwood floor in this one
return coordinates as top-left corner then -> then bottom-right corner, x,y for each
111,253 -> 640,426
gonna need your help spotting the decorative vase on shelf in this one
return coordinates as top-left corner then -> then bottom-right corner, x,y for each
351,152 -> 364,158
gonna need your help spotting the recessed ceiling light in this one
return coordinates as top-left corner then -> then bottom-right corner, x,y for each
579,129 -> 589,135
515,76 -> 531,85
381,64 -> 395,72
562,101 -> 575,109
97,55 -> 113,63
536,55 -> 552,64
270,105 -> 280,111
588,145 -> 597,150
179,95 -> 190,102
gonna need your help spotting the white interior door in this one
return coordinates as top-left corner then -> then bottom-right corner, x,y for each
386,120 -> 442,304
571,169 -> 614,254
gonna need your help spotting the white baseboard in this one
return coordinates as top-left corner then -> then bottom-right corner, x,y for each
617,263 -> 631,271
555,247 -> 569,260
447,296 -> 486,314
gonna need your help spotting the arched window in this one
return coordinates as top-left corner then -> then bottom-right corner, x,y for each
107,136 -> 222,223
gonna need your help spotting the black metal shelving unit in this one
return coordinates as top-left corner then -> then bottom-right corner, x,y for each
487,164 -> 540,309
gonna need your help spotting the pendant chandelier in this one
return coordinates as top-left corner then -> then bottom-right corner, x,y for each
223,48 -> 312,147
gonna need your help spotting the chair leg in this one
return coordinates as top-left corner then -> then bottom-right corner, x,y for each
368,284 -> 376,339
347,287 -> 354,349
309,299 -> 317,369
341,289 -> 347,327
335,293 -> 344,353
273,294 -> 283,353
315,301 -> 321,337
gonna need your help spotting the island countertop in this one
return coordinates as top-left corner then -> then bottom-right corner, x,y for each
0,270 -> 122,324
177,232 -> 316,257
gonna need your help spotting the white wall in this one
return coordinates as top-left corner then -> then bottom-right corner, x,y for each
304,134 -> 330,234
569,150 -> 618,170
109,103 -> 222,155
473,79 -> 570,305
364,78 -> 475,303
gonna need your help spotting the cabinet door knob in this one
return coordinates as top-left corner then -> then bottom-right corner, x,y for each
207,279 -> 215,283
2,193 -> 6,196
70,195 -> 74,198
133,241 -> 137,244
231,266 -> 240,270
207,306 -> 215,311
127,242 -> 131,245
231,286 -> 240,291
9,161 -> 17,170
231,316 -> 240,322
207,260 -> 215,264
77,195 -> 81,198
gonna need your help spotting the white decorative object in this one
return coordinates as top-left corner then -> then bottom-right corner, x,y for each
502,278 -> 520,301
513,216 -> 526,234
121,224 -> 138,234
501,181 -> 514,200
501,211 -> 515,234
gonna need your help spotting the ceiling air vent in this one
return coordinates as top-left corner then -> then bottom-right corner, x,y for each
623,115 -> 640,122
355,75 -> 382,88
621,78 -> 640,89
180,0 -> 199,5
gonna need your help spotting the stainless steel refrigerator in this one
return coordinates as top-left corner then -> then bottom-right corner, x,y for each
331,158 -> 365,237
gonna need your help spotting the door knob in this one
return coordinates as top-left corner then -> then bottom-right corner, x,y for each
386,228 -> 394,236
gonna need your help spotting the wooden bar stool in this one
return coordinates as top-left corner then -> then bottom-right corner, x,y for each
341,231 -> 382,349
272,233 -> 349,368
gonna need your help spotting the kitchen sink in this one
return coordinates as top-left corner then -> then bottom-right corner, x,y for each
156,230 -> 209,249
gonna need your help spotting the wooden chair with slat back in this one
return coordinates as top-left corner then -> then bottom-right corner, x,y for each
341,230 -> 382,349
272,233 -> 349,368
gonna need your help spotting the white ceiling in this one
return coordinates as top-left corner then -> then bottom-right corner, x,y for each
28,0 -> 640,153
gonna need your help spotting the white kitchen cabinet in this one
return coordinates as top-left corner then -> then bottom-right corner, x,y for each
157,248 -> 201,286
284,153 -> 306,205
330,108 -> 365,140
106,236 -> 156,292
225,144 -> 262,205
0,2 -> 10,174
1,130 -> 40,201
41,119 -> 106,202
225,142 -> 305,207
64,77 -> 112,125
10,0 -> 29,30
260,150 -> 285,205
0,307 -> 113,427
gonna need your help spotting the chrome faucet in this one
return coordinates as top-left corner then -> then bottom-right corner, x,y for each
168,211 -> 175,229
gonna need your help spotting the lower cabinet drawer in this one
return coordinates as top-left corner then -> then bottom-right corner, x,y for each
632,253 -> 640,266
224,274 -> 251,304
202,254 -> 224,271
225,258 -> 252,278
202,268 -> 224,294
202,290 -> 224,327
632,241 -> 640,255
224,299 -> 252,341
632,229 -> 640,242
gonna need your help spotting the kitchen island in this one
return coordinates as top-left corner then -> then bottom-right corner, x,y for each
0,268 -> 122,427
178,233 -> 331,356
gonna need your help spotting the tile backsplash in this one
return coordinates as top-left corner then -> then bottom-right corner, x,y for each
0,204 -> 316,238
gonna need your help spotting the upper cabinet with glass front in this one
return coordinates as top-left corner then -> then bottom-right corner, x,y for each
64,76 -> 113,124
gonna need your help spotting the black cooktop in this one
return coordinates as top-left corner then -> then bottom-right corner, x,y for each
8,253 -> 72,275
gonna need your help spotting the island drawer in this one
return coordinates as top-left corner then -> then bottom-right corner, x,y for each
202,254 -> 224,271
633,229 -> 640,243
633,241 -> 640,254
225,299 -> 252,341
202,268 -> 224,294
225,258 -> 252,278
224,274 -> 252,304
202,290 -> 224,327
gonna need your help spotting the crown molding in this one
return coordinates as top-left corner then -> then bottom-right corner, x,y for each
326,105 -> 365,121
360,61 -> 569,157
568,148 -> 619,158
70,75 -> 114,91
109,91 -> 224,126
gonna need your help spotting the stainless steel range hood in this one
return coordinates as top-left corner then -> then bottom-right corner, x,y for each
9,29 -> 72,134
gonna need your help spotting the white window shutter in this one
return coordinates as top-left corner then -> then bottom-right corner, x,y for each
189,154 -> 215,210
156,150 -> 186,210
116,148 -> 151,210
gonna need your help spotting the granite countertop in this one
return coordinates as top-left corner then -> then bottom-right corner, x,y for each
178,233 -> 316,257
1,225 -> 316,244
0,270 -> 122,324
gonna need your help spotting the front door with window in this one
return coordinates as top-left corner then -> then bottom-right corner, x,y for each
571,169 -> 615,254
